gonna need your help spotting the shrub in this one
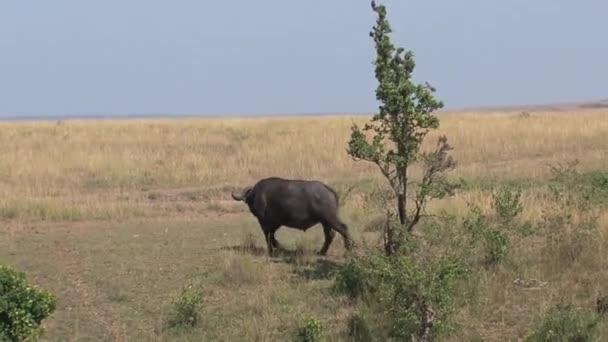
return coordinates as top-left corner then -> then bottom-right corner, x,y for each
0,264 -> 56,342
546,159 -> 608,209
332,257 -> 376,301
491,185 -> 523,223
481,186 -> 525,266
333,254 -> 467,340
588,171 -> 608,204
482,228 -> 509,267
462,204 -> 510,268
293,316 -> 324,342
165,282 -> 204,332
526,303 -> 601,342
385,256 -> 467,340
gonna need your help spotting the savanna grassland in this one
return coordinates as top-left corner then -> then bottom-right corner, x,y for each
1,108 -> 608,341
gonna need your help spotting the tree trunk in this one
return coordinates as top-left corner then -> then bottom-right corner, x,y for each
397,193 -> 406,225
389,138 -> 408,256
384,212 -> 395,256
397,159 -> 408,226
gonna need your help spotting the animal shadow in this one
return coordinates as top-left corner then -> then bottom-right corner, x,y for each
220,244 -> 343,281
292,258 -> 342,281
220,244 -> 268,256
220,244 -> 302,259
221,242 -> 307,258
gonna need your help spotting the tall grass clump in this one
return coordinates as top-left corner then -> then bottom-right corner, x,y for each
293,316 -> 324,342
164,281 -> 204,333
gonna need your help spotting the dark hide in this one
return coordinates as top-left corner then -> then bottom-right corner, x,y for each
231,177 -> 353,256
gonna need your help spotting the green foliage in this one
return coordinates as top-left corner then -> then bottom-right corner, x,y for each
293,316 -> 324,342
385,256 -> 467,339
346,1 -> 454,252
165,282 -> 204,332
0,264 -> 56,342
333,253 -> 468,340
381,214 -> 421,258
348,1 -> 443,167
482,228 -> 509,266
462,204 -> 510,267
588,171 -> 608,203
526,303 -> 601,342
332,257 -> 377,301
347,313 -> 374,342
333,223 -> 421,300
491,185 -> 524,223
547,160 -> 608,209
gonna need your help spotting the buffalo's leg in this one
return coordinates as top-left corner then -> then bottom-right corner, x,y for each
257,220 -> 274,256
327,218 -> 353,252
269,227 -> 284,250
319,224 -> 336,256
263,230 -> 274,256
260,222 -> 280,256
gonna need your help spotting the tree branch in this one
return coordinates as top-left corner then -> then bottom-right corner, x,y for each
407,190 -> 425,232
406,135 -> 457,232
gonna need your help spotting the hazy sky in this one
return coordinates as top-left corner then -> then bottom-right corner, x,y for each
1,0 -> 607,117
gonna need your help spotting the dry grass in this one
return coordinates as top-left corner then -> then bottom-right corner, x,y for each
1,108 -> 608,341
0,109 -> 607,222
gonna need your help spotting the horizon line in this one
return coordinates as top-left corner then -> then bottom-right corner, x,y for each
1,98 -> 606,122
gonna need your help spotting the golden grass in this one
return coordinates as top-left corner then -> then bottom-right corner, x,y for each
1,108 -> 608,341
0,109 -> 607,222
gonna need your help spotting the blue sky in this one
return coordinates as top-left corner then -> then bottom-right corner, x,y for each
1,0 -> 607,117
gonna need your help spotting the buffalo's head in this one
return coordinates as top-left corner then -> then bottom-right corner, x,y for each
231,186 -> 253,202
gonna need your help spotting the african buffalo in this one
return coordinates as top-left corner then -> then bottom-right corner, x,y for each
231,177 -> 353,256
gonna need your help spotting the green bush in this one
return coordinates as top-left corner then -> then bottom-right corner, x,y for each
484,186 -> 524,266
547,160 -> 608,209
385,256 -> 467,339
588,171 -> 608,204
462,204 -> 510,268
332,256 -> 378,301
333,254 -> 467,340
491,185 -> 523,223
526,303 -> 601,342
483,228 -> 509,267
0,264 -> 56,342
293,316 -> 324,342
165,282 -> 204,332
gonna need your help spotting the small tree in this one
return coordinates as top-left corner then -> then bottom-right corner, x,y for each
347,1 -> 457,255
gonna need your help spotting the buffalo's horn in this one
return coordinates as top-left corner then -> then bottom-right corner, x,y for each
231,186 -> 253,201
